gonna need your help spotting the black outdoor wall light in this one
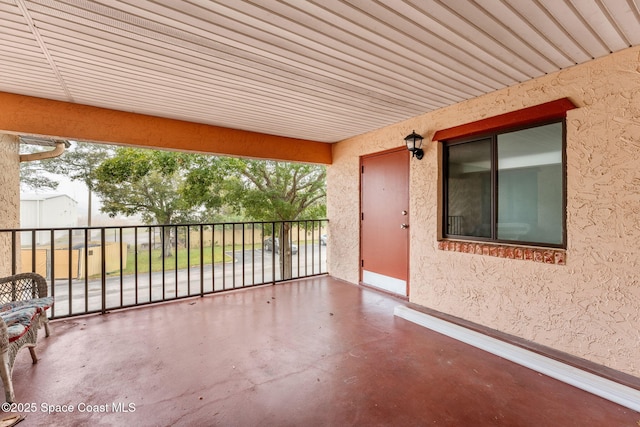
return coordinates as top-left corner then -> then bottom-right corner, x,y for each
404,130 -> 424,160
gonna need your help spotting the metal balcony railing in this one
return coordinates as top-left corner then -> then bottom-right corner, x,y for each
1,219 -> 328,318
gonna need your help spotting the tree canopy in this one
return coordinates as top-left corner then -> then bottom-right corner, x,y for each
23,142 -> 327,226
182,157 -> 326,221
93,148 -> 198,225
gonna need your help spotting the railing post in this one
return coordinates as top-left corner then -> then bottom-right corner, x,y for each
174,226 -> 178,298
251,222 -> 255,286
318,220 -> 322,275
50,229 -> 55,280
232,223 -> 236,289
271,222 -> 276,284
68,229 -> 73,315
84,229 -> 89,313
148,227 -> 152,302
211,225 -> 216,293
101,228 -> 106,314
31,230 -> 36,274
199,225 -> 204,297
224,223 -> 229,290
11,230 -> 16,276
119,227 -> 123,307
304,220 -> 308,277
50,229 -> 55,317
187,225 -> 191,296
161,225 -> 166,300
261,222 -> 265,285
296,221 -> 301,279
134,227 -> 138,305
241,223 -> 246,287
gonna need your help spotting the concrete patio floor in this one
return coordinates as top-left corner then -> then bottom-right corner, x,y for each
3,276 -> 639,426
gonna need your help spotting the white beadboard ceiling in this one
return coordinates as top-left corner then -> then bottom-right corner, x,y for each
1,0 -> 639,143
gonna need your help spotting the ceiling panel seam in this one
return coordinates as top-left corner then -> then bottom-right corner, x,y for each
15,0 -> 74,101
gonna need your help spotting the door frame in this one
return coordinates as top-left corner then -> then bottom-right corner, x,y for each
359,146 -> 410,297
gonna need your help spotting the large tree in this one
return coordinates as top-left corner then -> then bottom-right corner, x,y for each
94,148 -> 203,256
183,158 -> 326,278
183,157 -> 326,220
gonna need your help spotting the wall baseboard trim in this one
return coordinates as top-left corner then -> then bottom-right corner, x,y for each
394,305 -> 640,412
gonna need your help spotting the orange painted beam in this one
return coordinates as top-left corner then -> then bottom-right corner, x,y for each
432,98 -> 578,142
0,92 -> 332,164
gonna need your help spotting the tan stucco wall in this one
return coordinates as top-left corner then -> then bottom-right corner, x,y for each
0,134 -> 20,276
327,46 -> 640,377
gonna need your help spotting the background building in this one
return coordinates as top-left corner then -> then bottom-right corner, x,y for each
20,193 -> 78,246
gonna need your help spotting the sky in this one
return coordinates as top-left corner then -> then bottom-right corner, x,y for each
22,170 -> 93,208
21,171 -> 138,227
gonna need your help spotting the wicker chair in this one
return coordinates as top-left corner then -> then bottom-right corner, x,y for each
0,273 -> 53,403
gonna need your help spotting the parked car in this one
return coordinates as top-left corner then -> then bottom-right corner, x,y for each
320,234 -> 327,246
264,237 -> 298,254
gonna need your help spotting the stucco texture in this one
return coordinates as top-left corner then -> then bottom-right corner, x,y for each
0,134 -> 20,276
327,46 -> 640,377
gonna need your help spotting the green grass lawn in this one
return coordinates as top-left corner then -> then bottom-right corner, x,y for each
123,245 -> 238,275
101,238 -> 322,277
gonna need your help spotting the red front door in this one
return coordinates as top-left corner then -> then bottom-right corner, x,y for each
360,148 -> 409,296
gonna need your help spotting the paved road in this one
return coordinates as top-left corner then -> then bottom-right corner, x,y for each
50,245 -> 327,316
